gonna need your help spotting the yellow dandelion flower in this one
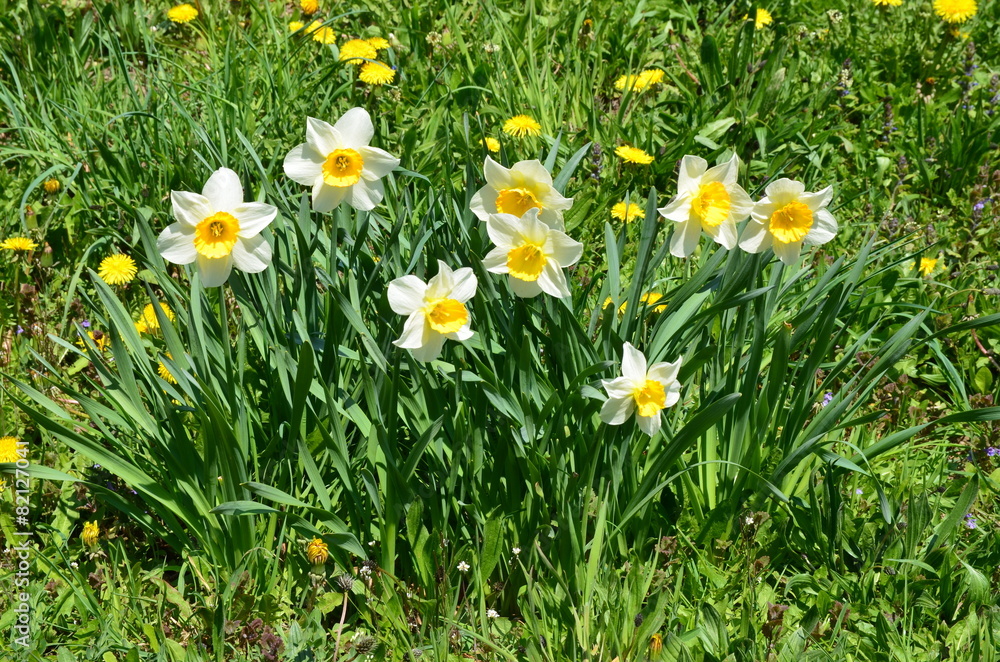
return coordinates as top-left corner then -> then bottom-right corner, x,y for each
367,36 -> 390,51
82,521 -> 100,547
611,201 -> 645,223
615,145 -> 654,165
615,74 -> 641,91
158,354 -> 178,384
167,3 -> 198,24
80,330 -> 111,352
872,0 -> 902,6
603,297 -> 628,314
44,178 -> 61,194
312,24 -> 336,44
142,302 -> 176,332
754,8 -> 773,29
359,61 -> 395,85
637,69 -> 664,87
640,292 -> 667,313
0,436 -> 21,463
503,115 -> 542,138
918,257 -> 938,276
98,254 -> 138,285
1,237 -> 39,252
135,320 -> 149,334
306,538 -> 330,565
482,137 -> 500,153
300,0 -> 319,14
339,38 -> 378,63
650,633 -> 663,656
933,0 -> 976,22
289,21 -> 305,32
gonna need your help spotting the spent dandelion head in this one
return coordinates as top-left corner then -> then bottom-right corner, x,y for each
306,538 -> 330,565
503,115 -> 542,138
82,521 -> 100,547
167,3 -> 198,23
98,254 -> 138,285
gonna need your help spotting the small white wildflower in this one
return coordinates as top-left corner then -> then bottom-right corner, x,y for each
457,561 -> 470,573
512,546 -> 521,555
360,565 -> 372,577
368,540 -> 376,547
487,609 -> 499,619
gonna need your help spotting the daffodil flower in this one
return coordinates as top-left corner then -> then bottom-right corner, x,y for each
470,156 -> 572,230
388,260 -> 477,362
600,342 -> 682,437
482,208 -> 583,298
157,168 -> 277,287
738,178 -> 837,266
658,154 -> 753,258
283,108 -> 400,212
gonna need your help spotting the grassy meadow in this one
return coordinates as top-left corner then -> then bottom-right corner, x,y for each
1,0 -> 1000,659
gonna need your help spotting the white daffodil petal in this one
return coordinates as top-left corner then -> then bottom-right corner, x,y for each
540,187 -> 573,212
647,359 -> 682,385
307,117 -> 340,155
393,312 -> 429,349
602,376 -> 635,400
537,207 -> 567,232
621,342 -> 648,383
510,159 -> 554,186
231,235 -> 271,273
509,276 -> 543,298
346,178 -> 383,211
537,261 -> 570,298
448,325 -> 474,342
448,267 -> 478,303
171,191 -> 212,229
333,107 -> 375,148
636,413 -> 661,437
312,182 -> 348,213
799,186 -> 833,211
426,262 -> 456,299
157,223 -> 198,264
359,146 -> 400,180
388,276 -> 428,315
600,396 -> 635,426
469,186 -> 495,221
198,255 -> 234,288
485,213 -> 521,248
764,178 -> 805,204
671,215 -> 702,258
202,167 -> 244,213
410,333 -> 447,362
728,185 -> 755,221
772,240 -> 803,265
233,202 -> 277,238
710,218 -> 738,250
283,144 -> 325,185
483,156 -> 514,188
805,209 -> 838,246
482,247 -> 509,274
677,155 -> 708,193
739,222 -> 772,254
665,382 -> 682,408
548,232 -> 584,267
751,198 -> 776,224
658,195 -> 692,223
